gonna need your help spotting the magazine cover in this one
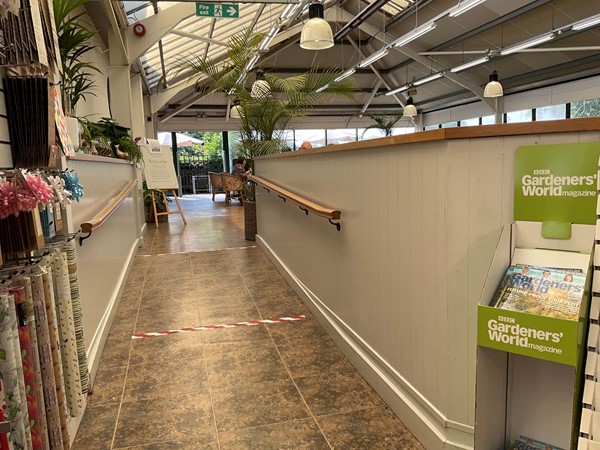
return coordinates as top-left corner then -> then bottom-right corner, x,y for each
508,436 -> 565,450
492,264 -> 586,320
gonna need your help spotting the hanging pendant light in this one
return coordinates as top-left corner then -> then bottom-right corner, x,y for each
230,100 -> 242,119
403,97 -> 417,117
251,70 -> 270,98
484,70 -> 503,97
300,2 -> 334,50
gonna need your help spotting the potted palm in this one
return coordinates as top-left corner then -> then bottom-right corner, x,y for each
54,0 -> 99,150
173,28 -> 357,239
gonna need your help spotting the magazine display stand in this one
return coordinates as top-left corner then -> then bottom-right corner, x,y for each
475,143 -> 600,450
578,216 -> 600,448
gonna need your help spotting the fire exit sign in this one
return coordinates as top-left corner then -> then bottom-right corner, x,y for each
196,3 -> 239,18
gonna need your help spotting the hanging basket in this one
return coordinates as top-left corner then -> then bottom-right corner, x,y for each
244,200 -> 257,241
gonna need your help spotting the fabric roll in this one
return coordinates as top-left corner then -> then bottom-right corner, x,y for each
31,274 -> 62,450
13,278 -> 48,450
50,251 -> 83,418
64,241 -> 89,395
0,290 -> 31,450
7,287 -> 37,450
41,270 -> 69,448
0,374 -> 12,450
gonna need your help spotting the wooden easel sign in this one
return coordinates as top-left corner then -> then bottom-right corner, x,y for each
139,140 -> 187,227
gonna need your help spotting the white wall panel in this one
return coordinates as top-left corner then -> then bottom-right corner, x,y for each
256,130 -> 600,449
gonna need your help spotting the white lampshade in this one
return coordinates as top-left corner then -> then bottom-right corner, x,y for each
230,101 -> 242,119
251,71 -> 270,98
300,3 -> 334,50
403,97 -> 417,117
484,70 -> 503,98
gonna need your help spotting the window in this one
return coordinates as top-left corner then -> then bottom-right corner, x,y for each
391,126 -> 416,135
294,129 -> 326,149
460,118 -> 479,127
481,115 -> 495,125
441,121 -> 458,128
423,124 -> 439,131
358,128 -> 387,140
571,99 -> 600,118
327,129 -> 357,145
506,109 -> 533,123
536,104 -> 566,121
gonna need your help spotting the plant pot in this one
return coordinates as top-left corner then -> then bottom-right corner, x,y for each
244,200 -> 257,241
65,117 -> 80,153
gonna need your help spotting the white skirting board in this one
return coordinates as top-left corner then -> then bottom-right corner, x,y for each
256,235 -> 474,450
67,235 -> 141,445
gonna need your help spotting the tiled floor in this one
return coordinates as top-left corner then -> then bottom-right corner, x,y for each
73,195 -> 424,449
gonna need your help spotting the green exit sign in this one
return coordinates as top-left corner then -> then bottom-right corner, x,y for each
196,3 -> 239,18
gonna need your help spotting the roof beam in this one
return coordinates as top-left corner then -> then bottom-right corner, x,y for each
361,79 -> 383,115
126,2 -> 196,64
170,30 -> 227,47
102,0 -> 127,65
346,37 -> 405,107
203,19 -> 216,59
330,6 -> 495,112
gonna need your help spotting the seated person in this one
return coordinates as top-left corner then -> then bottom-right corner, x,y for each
231,157 -> 252,177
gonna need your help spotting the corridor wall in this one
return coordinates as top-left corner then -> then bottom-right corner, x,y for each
253,119 -> 600,450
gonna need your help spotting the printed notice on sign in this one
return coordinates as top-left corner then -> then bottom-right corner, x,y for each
139,142 -> 179,190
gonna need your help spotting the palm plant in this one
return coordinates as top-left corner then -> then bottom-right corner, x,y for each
354,113 -> 416,137
173,28 -> 358,159
54,0 -> 99,115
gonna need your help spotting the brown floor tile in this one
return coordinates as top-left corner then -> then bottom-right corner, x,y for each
198,300 -> 261,324
253,295 -> 310,318
201,323 -> 274,354
129,332 -> 204,365
278,337 -> 354,377
72,403 -> 119,450
113,435 -> 219,450
317,407 -> 425,450
295,370 -> 384,416
212,378 -> 310,432
114,392 -> 214,448
266,318 -> 331,345
218,419 -> 329,450
99,334 -> 131,369
205,347 -> 288,389
88,365 -> 127,406
123,356 -> 208,401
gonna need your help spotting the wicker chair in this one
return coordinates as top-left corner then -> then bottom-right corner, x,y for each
208,172 -> 225,202
222,173 -> 244,205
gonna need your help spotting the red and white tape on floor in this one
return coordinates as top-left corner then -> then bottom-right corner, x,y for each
131,315 -> 307,339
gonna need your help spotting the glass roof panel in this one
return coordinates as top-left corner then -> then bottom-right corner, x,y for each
366,0 -> 415,17
141,2 -> 287,88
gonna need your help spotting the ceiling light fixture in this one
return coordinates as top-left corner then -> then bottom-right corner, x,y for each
500,32 -> 555,56
251,70 -> 270,98
449,0 -> 486,18
413,72 -> 443,86
572,13 -> 600,31
259,27 -> 280,51
403,97 -> 417,117
357,48 -> 389,68
334,68 -> 356,82
385,84 -> 410,96
300,2 -> 334,50
392,22 -> 436,48
230,100 -> 242,119
483,70 -> 503,97
450,56 -> 489,72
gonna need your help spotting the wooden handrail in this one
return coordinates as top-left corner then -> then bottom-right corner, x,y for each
248,175 -> 341,221
79,180 -> 137,242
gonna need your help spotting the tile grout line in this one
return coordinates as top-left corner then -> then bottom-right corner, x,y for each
192,249 -> 224,450
109,254 -> 150,450
268,330 -> 335,449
